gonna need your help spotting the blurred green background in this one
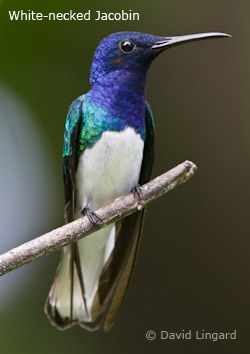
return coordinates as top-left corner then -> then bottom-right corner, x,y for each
0,0 -> 249,353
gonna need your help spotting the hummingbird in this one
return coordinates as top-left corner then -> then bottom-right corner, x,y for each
45,31 -> 230,331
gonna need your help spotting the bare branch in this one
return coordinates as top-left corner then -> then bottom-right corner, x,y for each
0,160 -> 197,277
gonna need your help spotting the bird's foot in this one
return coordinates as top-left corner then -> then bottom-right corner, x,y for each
80,206 -> 103,226
132,184 -> 142,201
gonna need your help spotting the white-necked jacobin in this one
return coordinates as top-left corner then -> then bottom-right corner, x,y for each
45,31 -> 230,331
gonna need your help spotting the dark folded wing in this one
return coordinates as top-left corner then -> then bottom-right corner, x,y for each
63,95 -> 88,321
63,96 -> 85,223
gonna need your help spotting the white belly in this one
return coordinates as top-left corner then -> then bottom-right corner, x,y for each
72,127 -> 144,320
76,127 -> 144,211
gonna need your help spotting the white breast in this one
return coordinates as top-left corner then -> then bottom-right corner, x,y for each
76,127 -> 144,211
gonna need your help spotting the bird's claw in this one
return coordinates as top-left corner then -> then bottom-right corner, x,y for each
132,184 -> 142,201
80,206 -> 103,226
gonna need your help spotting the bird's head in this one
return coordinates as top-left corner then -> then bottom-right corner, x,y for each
90,31 -> 230,85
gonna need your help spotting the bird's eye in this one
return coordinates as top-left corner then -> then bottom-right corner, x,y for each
119,40 -> 135,53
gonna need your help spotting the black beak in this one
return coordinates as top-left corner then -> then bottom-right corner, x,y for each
152,32 -> 231,50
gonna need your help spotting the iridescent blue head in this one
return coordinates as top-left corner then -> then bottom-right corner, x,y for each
90,31 -> 230,85
87,30 -> 230,137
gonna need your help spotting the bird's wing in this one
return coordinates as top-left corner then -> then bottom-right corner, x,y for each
138,102 -> 155,186
45,95 -> 86,329
97,101 -> 155,331
63,96 -> 86,224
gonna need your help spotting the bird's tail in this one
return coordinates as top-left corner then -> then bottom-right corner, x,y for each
44,224 -> 116,331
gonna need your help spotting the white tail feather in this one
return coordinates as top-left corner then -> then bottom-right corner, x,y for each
46,224 -> 116,325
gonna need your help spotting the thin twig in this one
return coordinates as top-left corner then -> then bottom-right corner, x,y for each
0,160 -> 197,277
